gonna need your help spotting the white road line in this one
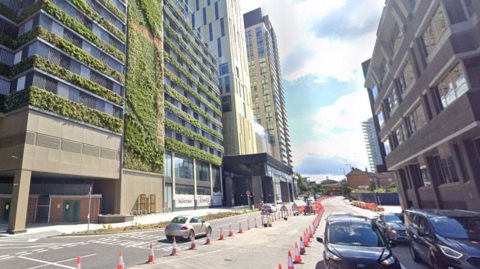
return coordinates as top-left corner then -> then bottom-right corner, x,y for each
0,256 -> 14,260
19,256 -> 76,269
26,254 -> 97,269
15,251 -> 32,255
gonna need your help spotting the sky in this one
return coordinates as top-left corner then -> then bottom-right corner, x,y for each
240,0 -> 385,183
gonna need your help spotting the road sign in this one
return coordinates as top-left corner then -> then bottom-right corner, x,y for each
261,208 -> 270,215
280,205 -> 288,211
246,191 -> 250,195
292,203 -> 298,212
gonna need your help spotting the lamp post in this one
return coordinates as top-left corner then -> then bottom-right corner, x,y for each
340,167 -> 346,175
345,164 -> 352,171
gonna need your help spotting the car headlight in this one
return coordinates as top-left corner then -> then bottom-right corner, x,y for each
439,245 -> 463,259
380,256 -> 396,265
390,229 -> 398,234
326,250 -> 341,261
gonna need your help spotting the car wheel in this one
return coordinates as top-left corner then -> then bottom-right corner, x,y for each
166,235 -> 173,241
409,243 -> 422,263
187,230 -> 195,241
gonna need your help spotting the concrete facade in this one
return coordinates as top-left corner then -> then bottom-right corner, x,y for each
243,8 -> 292,167
364,0 -> 480,211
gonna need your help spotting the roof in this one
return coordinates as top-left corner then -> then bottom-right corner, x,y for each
327,216 -> 372,226
406,209 -> 480,218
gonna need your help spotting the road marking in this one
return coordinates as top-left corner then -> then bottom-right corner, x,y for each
27,239 -> 39,242
0,256 -> 14,260
26,254 -> 97,269
19,256 -> 76,269
15,251 -> 33,255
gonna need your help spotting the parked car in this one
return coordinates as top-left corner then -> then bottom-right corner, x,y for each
317,216 -> 401,268
376,213 -> 407,242
164,215 -> 212,241
327,212 -> 354,220
263,203 -> 278,213
405,209 -> 480,269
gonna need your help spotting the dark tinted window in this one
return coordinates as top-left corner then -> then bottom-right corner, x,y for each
171,217 -> 187,223
385,215 -> 403,223
430,216 -> 480,240
327,222 -> 386,247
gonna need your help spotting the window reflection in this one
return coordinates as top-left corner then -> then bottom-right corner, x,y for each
175,155 -> 193,179
422,5 -> 448,56
436,63 -> 467,109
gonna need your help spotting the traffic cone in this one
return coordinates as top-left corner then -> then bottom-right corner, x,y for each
117,250 -> 124,269
309,226 -> 313,238
255,218 -> 257,228
205,230 -> 211,244
299,236 -> 306,254
247,219 -> 250,230
238,222 -> 243,233
279,264 -> 282,269
147,243 -> 155,263
288,250 -> 295,269
305,229 -> 311,242
274,213 -> 277,221
76,256 -> 81,269
294,242 -> 302,263
229,224 -> 234,236
303,232 -> 309,247
219,227 -> 224,240
171,237 -> 178,256
190,236 -> 196,250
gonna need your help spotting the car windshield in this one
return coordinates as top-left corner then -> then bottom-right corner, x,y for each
171,217 -> 188,224
328,223 -> 386,247
430,216 -> 480,240
385,215 -> 403,223
264,204 -> 272,208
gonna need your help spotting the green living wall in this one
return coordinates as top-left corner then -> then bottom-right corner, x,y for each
123,0 -> 165,173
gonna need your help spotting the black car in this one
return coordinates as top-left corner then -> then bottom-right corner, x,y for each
405,209 -> 480,269
317,216 -> 401,269
376,213 -> 407,242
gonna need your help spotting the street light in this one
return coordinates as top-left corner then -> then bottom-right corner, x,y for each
345,164 -> 352,171
340,167 -> 346,175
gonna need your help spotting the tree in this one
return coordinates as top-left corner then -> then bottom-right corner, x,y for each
342,181 -> 354,197
295,173 -> 308,193
389,183 -> 396,189
370,181 -> 377,191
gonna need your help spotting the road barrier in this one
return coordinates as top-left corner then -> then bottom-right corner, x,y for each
309,225 -> 313,238
219,227 -> 224,240
287,251 -> 295,269
228,224 -> 233,236
205,230 -> 211,244
190,237 -> 196,250
303,231 -> 309,247
117,250 -> 124,269
171,238 -> 178,256
255,217 -> 257,228
351,200 -> 385,212
299,236 -> 306,254
238,222 -> 243,233
147,243 -> 155,263
294,243 -> 302,263
247,219 -> 250,230
76,256 -> 81,269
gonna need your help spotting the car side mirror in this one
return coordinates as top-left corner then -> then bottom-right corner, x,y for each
389,241 -> 397,248
316,237 -> 323,243
377,220 -> 385,225
418,227 -> 426,237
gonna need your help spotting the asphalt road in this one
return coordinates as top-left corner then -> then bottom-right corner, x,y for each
0,197 -> 430,269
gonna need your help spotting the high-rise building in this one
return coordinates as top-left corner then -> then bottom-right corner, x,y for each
189,0 -> 257,156
362,118 -> 383,173
243,8 -> 292,167
0,0 -> 223,233
364,0 -> 480,211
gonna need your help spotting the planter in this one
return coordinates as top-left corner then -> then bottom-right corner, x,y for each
98,215 -> 134,223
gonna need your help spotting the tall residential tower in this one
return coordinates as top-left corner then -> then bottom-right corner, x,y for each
243,8 -> 292,167
362,118 -> 383,173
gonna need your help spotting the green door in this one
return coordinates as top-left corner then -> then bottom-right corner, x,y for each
62,200 -> 80,222
1,200 -> 10,223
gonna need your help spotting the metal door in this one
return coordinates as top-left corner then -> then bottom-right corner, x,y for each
62,200 -> 80,222
1,200 -> 10,223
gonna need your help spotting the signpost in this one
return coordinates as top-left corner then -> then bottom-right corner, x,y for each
280,205 -> 288,220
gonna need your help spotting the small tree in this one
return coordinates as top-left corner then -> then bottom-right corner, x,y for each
389,183 -> 396,189
370,181 -> 377,191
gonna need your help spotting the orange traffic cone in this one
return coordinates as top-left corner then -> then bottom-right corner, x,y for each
299,236 -> 306,254
117,250 -> 124,269
279,264 -> 282,269
76,256 -> 81,269
255,217 -> 257,228
147,243 -> 155,263
288,250 -> 295,269
303,232 -> 309,247
229,224 -> 234,236
305,229 -> 311,242
190,236 -> 196,250
294,242 -> 302,263
219,227 -> 224,240
247,219 -> 250,230
205,230 -> 211,244
238,222 -> 243,233
171,237 -> 178,256
309,226 -> 313,238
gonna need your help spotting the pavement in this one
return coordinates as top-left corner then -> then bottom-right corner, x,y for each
0,207 -> 237,238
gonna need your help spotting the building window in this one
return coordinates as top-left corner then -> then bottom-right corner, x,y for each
454,144 -> 469,181
192,14 -> 195,29
218,77 -> 223,94
215,2 -> 219,20
196,0 -> 199,11
397,59 -> 415,94
225,75 -> 230,92
175,155 -> 194,179
383,140 -> 391,155
209,23 -> 213,41
175,186 -> 194,195
235,67 -> 239,78
440,156 -> 460,184
207,0 -> 210,6
165,151 -> 172,177
255,27 -> 262,37
421,5 -> 448,57
386,88 -> 399,111
203,8 -> 206,25
464,56 -> 480,88
243,103 -> 246,118
393,124 -> 406,147
219,63 -> 228,75
372,86 -> 378,100
377,110 -> 385,126
257,36 -> 264,47
217,38 -> 222,57
444,0 -> 473,24
388,24 -> 402,55
220,18 -> 225,36
435,63 -> 467,110
196,161 -> 209,182
258,47 -> 265,57
212,166 -> 220,184
406,104 -> 427,136
222,95 -> 231,112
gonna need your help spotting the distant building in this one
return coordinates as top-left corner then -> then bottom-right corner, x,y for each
320,179 -> 342,194
362,118 -> 383,173
347,168 -> 395,190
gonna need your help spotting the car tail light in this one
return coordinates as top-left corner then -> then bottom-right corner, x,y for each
165,225 -> 168,229
181,226 -> 188,230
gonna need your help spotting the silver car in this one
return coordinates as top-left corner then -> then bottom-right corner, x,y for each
165,215 -> 212,241
263,203 -> 278,213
